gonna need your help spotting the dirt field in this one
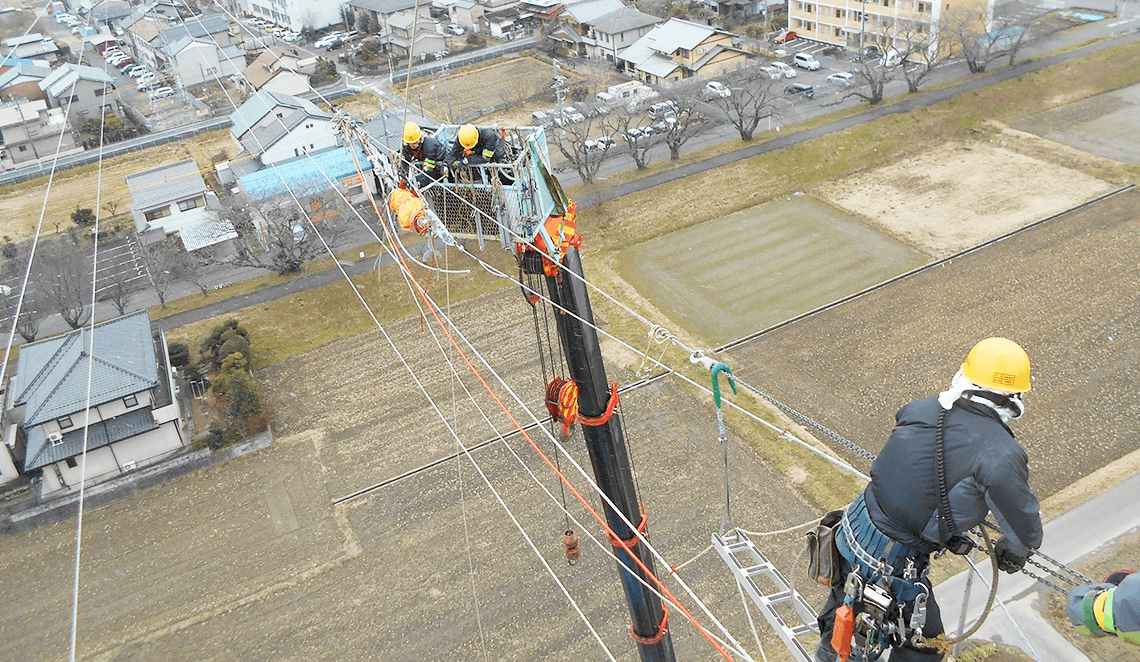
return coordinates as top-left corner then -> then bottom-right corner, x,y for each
1016,82 -> 1140,165
0,286 -> 842,662
0,130 -> 238,241
401,55 -> 581,124
817,142 -> 1117,257
723,188 -> 1140,503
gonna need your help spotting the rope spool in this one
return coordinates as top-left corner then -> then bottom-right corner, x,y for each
545,377 -> 578,438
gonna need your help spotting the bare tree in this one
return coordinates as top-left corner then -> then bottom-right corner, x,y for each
603,108 -> 661,170
942,6 -> 999,73
16,305 -> 41,342
35,237 -> 91,329
101,266 -> 140,316
849,57 -> 894,104
172,247 -> 214,297
890,20 -> 942,93
705,65 -> 782,140
138,236 -> 184,308
990,0 -> 1049,66
101,199 -> 121,220
658,91 -> 712,161
220,191 -> 349,275
548,114 -> 613,184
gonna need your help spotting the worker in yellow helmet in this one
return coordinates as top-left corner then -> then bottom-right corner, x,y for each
1068,570 -> 1140,646
398,121 -> 446,189
446,123 -> 512,172
816,338 -> 1042,662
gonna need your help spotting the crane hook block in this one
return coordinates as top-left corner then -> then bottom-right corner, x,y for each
563,530 -> 581,565
388,188 -> 429,236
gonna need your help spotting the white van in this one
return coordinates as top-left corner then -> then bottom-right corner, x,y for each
793,52 -> 821,70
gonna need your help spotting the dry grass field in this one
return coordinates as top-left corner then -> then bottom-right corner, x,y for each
0,130 -> 238,241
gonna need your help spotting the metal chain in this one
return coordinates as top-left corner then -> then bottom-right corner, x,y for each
732,376 -> 878,464
1031,548 -> 1096,585
978,520 -> 1094,588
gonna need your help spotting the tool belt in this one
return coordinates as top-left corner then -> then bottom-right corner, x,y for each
806,509 -> 844,587
838,492 -> 929,584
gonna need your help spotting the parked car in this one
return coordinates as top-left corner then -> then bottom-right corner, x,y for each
785,83 -> 815,99
853,45 -> 881,62
128,67 -> 150,78
104,49 -> 124,60
648,100 -> 679,119
880,49 -> 903,67
137,78 -> 161,91
793,52 -> 821,70
702,80 -> 731,99
116,58 -> 138,69
148,86 -> 175,101
827,72 -> 856,86
625,126 -> 654,140
760,65 -> 781,80
121,63 -> 143,76
446,23 -> 465,36
774,29 -> 797,44
554,106 -> 585,125
282,31 -> 303,42
530,110 -> 552,126
137,72 -> 158,83
770,61 -> 797,78
584,135 -> 615,151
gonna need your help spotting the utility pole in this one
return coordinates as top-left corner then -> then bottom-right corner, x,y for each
533,246 -> 676,662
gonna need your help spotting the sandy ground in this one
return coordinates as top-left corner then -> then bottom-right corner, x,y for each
817,142 -> 1117,257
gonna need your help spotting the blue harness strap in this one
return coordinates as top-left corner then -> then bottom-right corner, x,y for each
838,493 -> 930,602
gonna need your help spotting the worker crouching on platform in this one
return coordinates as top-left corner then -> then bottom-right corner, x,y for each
816,338 -> 1044,662
447,124 -> 514,183
398,121 -> 447,189
1067,569 -> 1140,645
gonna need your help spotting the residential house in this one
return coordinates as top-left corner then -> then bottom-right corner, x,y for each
386,10 -> 447,59
785,0 -> 987,56
167,36 -> 244,87
126,13 -> 239,72
126,158 -> 238,250
237,145 -> 376,219
362,108 -> 432,153
547,0 -> 661,61
236,0 -> 342,32
88,0 -> 133,26
617,18 -> 747,84
481,5 -> 525,38
38,64 -> 117,130
3,34 -> 61,62
0,62 -> 53,101
432,0 -> 484,31
0,99 -> 82,171
345,0 -> 421,41
238,47 -> 314,96
710,0 -> 785,19
229,90 -> 337,166
5,311 -> 185,496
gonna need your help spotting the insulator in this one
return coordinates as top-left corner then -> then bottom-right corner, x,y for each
563,530 -> 580,565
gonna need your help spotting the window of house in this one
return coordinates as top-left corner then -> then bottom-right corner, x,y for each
805,3 -> 814,12
917,1 -> 929,11
177,196 -> 204,212
345,185 -> 363,197
66,457 -> 78,468
144,206 -> 172,221
123,394 -> 138,408
804,21 -> 815,31
58,416 -> 73,429
882,0 -> 890,7
836,8 -> 846,18
835,26 -> 844,36
95,87 -> 107,96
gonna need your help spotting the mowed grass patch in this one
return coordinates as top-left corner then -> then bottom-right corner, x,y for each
0,130 -> 239,242
320,93 -> 387,119
400,55 -> 579,122
163,247 -> 517,370
582,39 -> 1140,254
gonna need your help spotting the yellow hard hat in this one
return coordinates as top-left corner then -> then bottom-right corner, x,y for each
403,121 -> 422,144
458,124 -> 478,149
961,337 -> 1031,392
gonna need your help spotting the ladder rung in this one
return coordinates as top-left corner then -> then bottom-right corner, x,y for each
744,564 -> 771,577
766,590 -> 793,603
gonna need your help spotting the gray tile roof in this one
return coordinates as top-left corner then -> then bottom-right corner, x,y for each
0,63 -> 52,89
229,90 -> 329,142
25,408 -> 160,471
591,6 -> 661,34
159,13 -> 229,44
125,158 -> 207,211
13,311 -> 159,428
38,64 -> 116,98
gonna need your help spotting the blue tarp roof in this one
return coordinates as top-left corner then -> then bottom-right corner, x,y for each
239,146 -> 372,203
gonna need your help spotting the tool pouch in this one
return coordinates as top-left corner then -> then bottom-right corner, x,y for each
807,509 -> 844,586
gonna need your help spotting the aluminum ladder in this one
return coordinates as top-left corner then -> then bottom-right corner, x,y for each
712,529 -> 820,662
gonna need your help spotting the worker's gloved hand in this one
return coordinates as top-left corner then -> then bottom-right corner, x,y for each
1104,569 -> 1134,586
994,537 -> 1029,574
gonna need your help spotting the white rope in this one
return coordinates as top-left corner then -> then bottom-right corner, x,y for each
738,581 -> 770,662
69,50 -> 114,662
737,518 -> 820,538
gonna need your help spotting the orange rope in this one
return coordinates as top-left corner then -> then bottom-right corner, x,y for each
351,152 -> 737,662
577,381 -> 619,427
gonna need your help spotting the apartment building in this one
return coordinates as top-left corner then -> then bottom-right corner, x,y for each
786,0 -> 991,57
